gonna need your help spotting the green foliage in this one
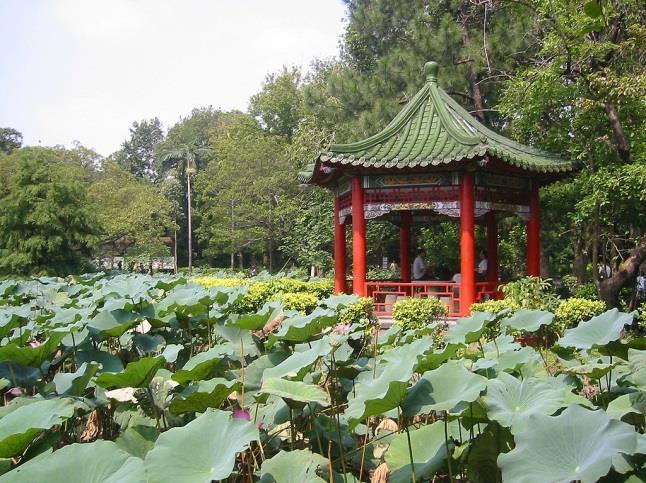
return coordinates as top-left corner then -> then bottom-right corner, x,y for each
0,273 -> 643,482
554,297 -> 606,334
0,128 -> 22,155
88,162 -> 176,255
338,297 -> 374,327
392,297 -> 447,330
271,292 -> 318,313
0,147 -> 99,276
115,117 -> 165,181
471,299 -> 518,316
501,276 -> 560,311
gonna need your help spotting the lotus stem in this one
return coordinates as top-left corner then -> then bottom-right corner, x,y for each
403,411 -> 417,483
358,424 -> 369,482
444,415 -> 455,483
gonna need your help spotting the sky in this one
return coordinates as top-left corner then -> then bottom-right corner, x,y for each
0,0 -> 347,156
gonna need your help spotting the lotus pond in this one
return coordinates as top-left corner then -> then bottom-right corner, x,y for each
0,273 -> 644,482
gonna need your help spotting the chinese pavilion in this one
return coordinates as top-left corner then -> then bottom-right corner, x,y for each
299,62 -> 575,316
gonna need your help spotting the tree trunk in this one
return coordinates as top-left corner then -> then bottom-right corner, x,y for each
173,228 -> 178,274
574,235 -> 587,282
598,238 -> 646,307
603,102 -> 632,163
187,173 -> 193,273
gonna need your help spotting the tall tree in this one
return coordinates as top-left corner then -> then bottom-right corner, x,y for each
249,68 -> 304,141
117,118 -> 165,181
0,127 -> 23,155
195,113 -> 295,270
88,162 -> 176,257
497,0 -> 645,306
0,147 -> 99,275
158,138 -> 211,272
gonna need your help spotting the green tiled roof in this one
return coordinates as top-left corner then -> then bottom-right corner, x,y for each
299,62 -> 575,184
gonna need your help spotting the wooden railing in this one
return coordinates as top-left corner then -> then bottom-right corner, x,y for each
364,280 -> 502,317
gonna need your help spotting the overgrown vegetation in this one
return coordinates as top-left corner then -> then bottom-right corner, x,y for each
0,273 -> 643,482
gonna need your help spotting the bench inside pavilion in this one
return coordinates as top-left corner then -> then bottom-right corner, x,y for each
299,61 -> 575,317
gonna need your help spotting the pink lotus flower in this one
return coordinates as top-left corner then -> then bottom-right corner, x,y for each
232,408 -> 250,421
334,323 -> 351,334
28,340 -> 42,348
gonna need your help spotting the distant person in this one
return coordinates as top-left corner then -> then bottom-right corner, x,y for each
413,249 -> 428,281
637,272 -> 646,299
476,250 -> 488,281
388,260 -> 399,273
451,271 -> 462,296
598,263 -> 612,280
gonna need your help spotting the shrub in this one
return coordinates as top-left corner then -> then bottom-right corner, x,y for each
572,283 -> 598,300
192,277 -> 248,289
501,276 -> 560,311
338,297 -> 374,327
271,292 -> 318,313
470,299 -> 519,317
392,297 -> 448,331
554,298 -> 606,334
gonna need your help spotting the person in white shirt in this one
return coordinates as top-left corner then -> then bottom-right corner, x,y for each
451,271 -> 462,296
412,249 -> 428,280
476,250 -> 488,281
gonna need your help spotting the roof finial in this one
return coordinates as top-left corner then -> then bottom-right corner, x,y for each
425,61 -> 439,84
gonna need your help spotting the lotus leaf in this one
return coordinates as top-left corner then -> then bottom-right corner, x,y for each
558,309 -> 635,350
621,349 -> 646,389
321,294 -> 359,310
144,408 -> 258,483
0,362 -> 40,388
259,449 -> 328,482
76,349 -> 124,373
482,372 -> 590,433
115,425 -> 159,459
501,309 -> 554,333
268,308 -> 337,346
229,304 -> 281,330
243,351 -> 290,391
607,392 -> 646,420
445,312 -> 495,345
263,339 -> 331,381
261,378 -> 330,407
0,331 -> 65,367
402,360 -> 487,416
172,346 -> 233,385
345,361 -> 414,428
385,419 -> 461,483
53,362 -> 99,396
0,440 -> 144,483
87,309 -> 142,338
498,404 -> 638,483
169,378 -> 241,414
161,344 -> 183,363
95,356 -> 165,389
0,397 -> 75,458
416,343 -> 460,372
211,325 -> 259,356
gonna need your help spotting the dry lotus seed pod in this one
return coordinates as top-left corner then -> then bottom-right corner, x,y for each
376,417 -> 399,434
371,463 -> 389,483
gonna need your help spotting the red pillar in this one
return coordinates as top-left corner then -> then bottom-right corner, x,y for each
486,211 -> 498,283
333,195 -> 347,294
527,183 -> 541,277
400,211 -> 411,282
351,176 -> 367,296
460,172 -> 476,316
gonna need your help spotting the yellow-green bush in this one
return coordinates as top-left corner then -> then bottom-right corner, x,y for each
338,297 -> 374,327
392,297 -> 448,331
194,277 -> 334,314
470,299 -> 519,316
192,277 -> 248,288
554,298 -> 606,334
271,292 -> 319,313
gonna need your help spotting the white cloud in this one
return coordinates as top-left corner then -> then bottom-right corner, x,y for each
0,0 -> 346,156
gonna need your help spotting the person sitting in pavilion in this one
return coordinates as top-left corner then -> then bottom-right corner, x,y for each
413,249 -> 429,281
476,250 -> 488,281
